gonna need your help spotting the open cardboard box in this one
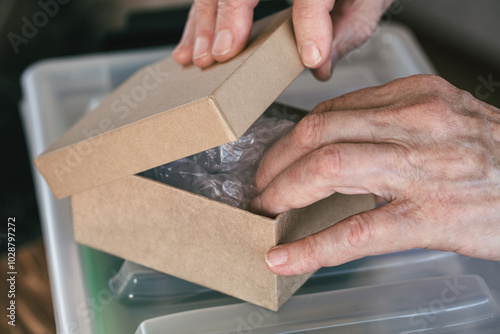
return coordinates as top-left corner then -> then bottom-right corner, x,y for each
34,8 -> 375,311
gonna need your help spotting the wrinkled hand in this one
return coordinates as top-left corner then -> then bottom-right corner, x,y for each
250,75 -> 500,275
173,0 -> 394,80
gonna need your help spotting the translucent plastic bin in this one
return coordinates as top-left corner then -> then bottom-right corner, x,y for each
136,275 -> 500,334
20,24 -> 500,334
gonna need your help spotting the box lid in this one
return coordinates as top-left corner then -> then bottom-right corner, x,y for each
34,8 -> 304,199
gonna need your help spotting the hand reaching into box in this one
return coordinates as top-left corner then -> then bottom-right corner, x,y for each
250,75 -> 500,275
172,0 -> 394,81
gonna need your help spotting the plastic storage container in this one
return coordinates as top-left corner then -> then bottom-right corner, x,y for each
21,24 -> 500,334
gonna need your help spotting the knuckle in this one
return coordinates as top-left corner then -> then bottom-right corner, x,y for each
313,145 -> 343,181
193,56 -> 214,68
408,75 -> 456,102
413,74 -> 450,91
293,4 -> 319,21
218,0 -> 259,10
293,11 -> 315,23
457,144 -> 489,179
336,10 -> 380,50
350,18 -> 377,40
391,144 -> 413,177
195,0 -> 217,17
425,96 -> 453,118
217,0 -> 246,11
262,182 -> 287,213
268,185 -> 283,208
455,88 -> 480,114
292,113 -> 325,151
313,100 -> 332,113
345,214 -> 374,249
302,235 -> 322,267
254,164 -> 268,190
458,87 -> 475,102
407,90 -> 457,131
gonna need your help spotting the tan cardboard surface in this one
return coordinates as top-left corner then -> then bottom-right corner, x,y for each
35,8 -> 305,199
273,193 -> 378,308
72,175 -> 376,310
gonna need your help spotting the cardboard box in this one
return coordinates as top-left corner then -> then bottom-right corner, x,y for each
34,8 -> 376,310
73,177 -> 375,311
34,8 -> 305,199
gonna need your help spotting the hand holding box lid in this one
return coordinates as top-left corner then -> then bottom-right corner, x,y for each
173,0 -> 394,80
34,8 -> 304,199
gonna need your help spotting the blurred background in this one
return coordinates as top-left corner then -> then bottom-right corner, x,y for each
0,0 -> 499,332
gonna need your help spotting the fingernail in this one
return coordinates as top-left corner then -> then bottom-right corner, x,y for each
212,29 -> 233,56
265,246 -> 287,267
300,41 -> 322,67
193,36 -> 209,60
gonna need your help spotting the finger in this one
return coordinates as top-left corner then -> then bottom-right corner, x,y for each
255,110 -> 404,192
310,55 -> 334,82
211,0 -> 259,62
310,74 -> 442,115
329,0 -> 394,60
193,0 -> 218,68
251,143 -> 404,217
265,201 -> 426,276
311,79 -> 405,114
173,5 -> 197,65
293,0 -> 336,69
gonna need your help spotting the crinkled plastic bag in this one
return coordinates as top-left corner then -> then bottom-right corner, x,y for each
142,104 -> 300,210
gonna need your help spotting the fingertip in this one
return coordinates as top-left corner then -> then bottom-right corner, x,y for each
311,59 -> 333,81
249,194 -> 261,213
211,24 -> 252,63
212,32 -> 251,63
265,246 -> 288,269
193,55 -> 215,68
254,165 -> 267,192
172,46 -> 193,65
192,36 -> 215,68
265,246 -> 299,276
264,241 -> 320,276
211,0 -> 257,62
211,29 -> 234,60
299,41 -> 323,69
293,0 -> 335,70
311,47 -> 339,81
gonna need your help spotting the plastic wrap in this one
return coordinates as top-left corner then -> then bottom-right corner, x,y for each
142,104 -> 300,209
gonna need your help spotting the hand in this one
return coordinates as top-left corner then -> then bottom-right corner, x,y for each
173,0 -> 394,81
250,74 -> 500,275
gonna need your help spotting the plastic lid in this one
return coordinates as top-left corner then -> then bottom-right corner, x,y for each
34,8 -> 304,198
135,275 -> 500,334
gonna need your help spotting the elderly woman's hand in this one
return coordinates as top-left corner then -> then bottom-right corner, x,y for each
250,75 -> 500,275
173,0 -> 394,80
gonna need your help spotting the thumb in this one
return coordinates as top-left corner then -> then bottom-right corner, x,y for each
330,0 -> 394,60
292,0 -> 336,78
265,202 -> 423,276
310,0 -> 394,81
211,0 -> 259,62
